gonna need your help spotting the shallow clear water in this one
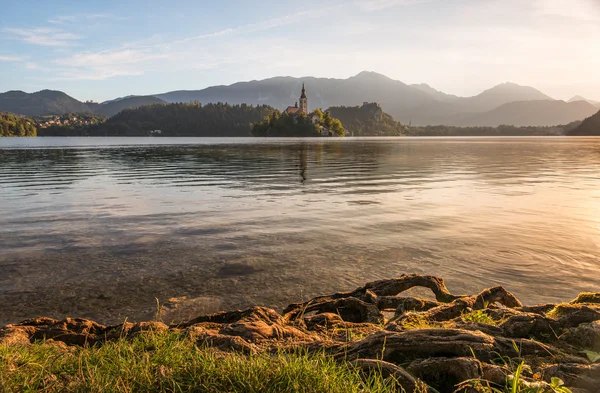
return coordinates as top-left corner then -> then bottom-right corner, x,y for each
1,137 -> 600,324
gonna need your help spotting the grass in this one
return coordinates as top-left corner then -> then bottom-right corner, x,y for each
570,292 -> 600,304
461,309 -> 498,325
460,361 -> 571,393
396,313 -> 445,330
545,303 -> 574,319
0,330 -> 404,393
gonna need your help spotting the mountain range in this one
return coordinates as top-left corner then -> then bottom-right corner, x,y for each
0,91 -> 167,118
1,71 -> 598,126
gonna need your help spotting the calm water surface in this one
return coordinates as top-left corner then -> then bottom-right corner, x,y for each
1,137 -> 599,324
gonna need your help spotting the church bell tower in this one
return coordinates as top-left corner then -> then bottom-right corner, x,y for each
299,83 -> 307,114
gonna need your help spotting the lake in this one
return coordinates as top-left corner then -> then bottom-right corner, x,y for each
1,136 -> 599,325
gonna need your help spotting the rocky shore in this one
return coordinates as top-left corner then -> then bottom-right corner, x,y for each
2,274 -> 599,392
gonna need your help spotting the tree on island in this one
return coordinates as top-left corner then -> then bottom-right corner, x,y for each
251,109 -> 345,137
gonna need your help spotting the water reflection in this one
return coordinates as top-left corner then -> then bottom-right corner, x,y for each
0,137 -> 599,325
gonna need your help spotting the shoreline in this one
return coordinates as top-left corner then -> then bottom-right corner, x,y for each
2,274 -> 599,392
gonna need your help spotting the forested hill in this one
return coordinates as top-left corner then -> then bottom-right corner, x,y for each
74,102 -> 274,137
92,96 -> 167,117
0,112 -> 37,137
0,90 -> 91,117
327,103 -> 407,136
567,109 -> 600,135
0,91 -> 167,117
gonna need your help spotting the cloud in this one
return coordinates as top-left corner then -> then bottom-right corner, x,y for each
168,8 -> 336,47
58,49 -> 166,68
48,13 -> 119,24
356,0 -> 430,11
47,7 -> 339,81
3,27 -> 81,47
25,62 -> 49,71
52,48 -> 168,81
0,55 -> 25,62
51,69 -> 145,81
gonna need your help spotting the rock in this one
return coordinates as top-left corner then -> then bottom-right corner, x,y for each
388,297 -> 440,318
286,297 -> 384,324
542,364 -> 600,393
519,304 -> 557,314
407,357 -> 482,392
304,313 -> 345,329
0,325 -> 32,346
178,306 -> 314,342
14,317 -> 108,346
558,306 -> 600,328
187,326 -> 257,354
481,363 -> 507,385
541,364 -> 593,387
499,313 -> 559,340
452,321 -> 504,337
561,321 -> 600,351
2,317 -> 168,346
571,293 -> 600,305
341,329 -> 497,363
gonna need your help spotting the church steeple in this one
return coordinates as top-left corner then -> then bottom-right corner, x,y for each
299,83 -> 307,114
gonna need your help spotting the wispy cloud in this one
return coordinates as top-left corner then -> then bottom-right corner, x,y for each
52,48 -> 167,81
48,13 -> 119,25
3,27 -> 81,47
25,62 -> 49,71
0,55 -> 25,62
356,0 -> 430,11
166,8 -> 337,47
50,7 -> 338,81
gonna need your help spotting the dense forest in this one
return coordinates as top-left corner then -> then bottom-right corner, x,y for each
567,110 -> 600,135
406,121 -> 582,136
38,102 -> 273,137
0,112 -> 37,137
251,109 -> 345,137
327,103 -> 406,136
1,100 -> 589,138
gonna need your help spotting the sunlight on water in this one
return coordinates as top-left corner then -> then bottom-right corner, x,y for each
1,137 -> 600,324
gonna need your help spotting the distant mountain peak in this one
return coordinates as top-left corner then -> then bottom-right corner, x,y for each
476,82 -> 554,102
410,83 -> 460,102
568,95 -> 599,105
351,71 -> 391,80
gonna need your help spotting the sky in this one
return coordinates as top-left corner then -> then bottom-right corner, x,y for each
0,0 -> 598,102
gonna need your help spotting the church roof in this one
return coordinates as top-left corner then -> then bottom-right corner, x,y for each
300,83 -> 307,99
284,106 -> 301,114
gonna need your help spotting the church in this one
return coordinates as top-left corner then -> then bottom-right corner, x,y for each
284,84 -> 308,115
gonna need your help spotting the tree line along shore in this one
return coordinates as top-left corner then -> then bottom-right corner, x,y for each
1,274 -> 599,392
1,100 -> 597,138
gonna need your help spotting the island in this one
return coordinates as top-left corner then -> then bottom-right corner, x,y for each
251,84 -> 345,137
